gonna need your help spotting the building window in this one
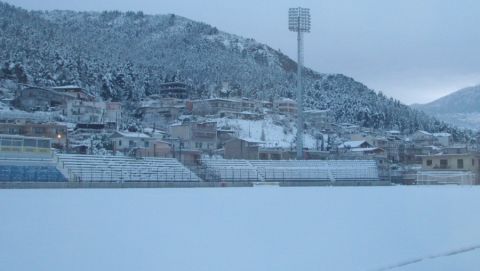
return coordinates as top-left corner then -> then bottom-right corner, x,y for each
440,159 -> 448,169
472,159 -> 475,166
34,127 -> 45,134
118,140 -> 122,147
457,159 -> 464,169
144,141 -> 149,148
195,142 -> 203,149
24,139 -> 36,147
426,160 -> 432,166
37,139 -> 50,148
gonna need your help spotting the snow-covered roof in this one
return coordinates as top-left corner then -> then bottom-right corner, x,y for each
234,136 -> 264,144
304,109 -> 330,113
143,128 -> 167,134
350,147 -> 383,152
169,122 -> 184,127
52,85 -> 82,89
433,132 -> 451,137
423,145 -> 441,150
139,100 -> 160,107
339,140 -> 369,148
275,97 -> 296,103
112,131 -> 150,138
416,130 -> 433,136
419,152 -> 475,157
192,98 -> 238,102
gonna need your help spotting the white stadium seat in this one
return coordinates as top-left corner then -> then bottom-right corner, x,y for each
201,158 -> 379,182
55,154 -> 201,182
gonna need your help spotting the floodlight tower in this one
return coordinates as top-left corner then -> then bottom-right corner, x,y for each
289,7 -> 311,160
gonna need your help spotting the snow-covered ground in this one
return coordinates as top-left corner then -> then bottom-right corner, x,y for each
1,186 -> 479,271
214,116 -> 319,148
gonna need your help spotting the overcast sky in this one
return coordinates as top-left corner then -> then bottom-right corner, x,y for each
6,0 -> 480,104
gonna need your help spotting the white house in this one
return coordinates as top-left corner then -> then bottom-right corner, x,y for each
433,133 -> 452,147
412,130 -> 436,145
110,131 -> 171,157
66,101 -> 121,125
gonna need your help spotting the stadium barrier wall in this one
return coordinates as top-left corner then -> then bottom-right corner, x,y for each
0,180 -> 391,189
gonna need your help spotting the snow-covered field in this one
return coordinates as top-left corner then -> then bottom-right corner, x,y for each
1,186 -> 479,271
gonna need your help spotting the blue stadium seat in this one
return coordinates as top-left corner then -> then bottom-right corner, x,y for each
0,165 -> 67,182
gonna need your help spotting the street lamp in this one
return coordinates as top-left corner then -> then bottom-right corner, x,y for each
289,7 -> 311,160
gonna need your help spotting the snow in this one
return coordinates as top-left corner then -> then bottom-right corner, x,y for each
339,140 -> 369,148
0,108 -> 61,122
431,112 -> 480,130
52,85 -> 82,89
1,186 -> 479,271
416,130 -> 433,136
304,109 -> 330,113
350,147 -> 382,152
213,116 -> 317,148
1,5 -> 460,133
433,132 -> 451,137
113,131 -> 150,138
0,101 -> 7,110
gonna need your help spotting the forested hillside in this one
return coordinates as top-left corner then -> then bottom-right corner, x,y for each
0,2 -> 459,134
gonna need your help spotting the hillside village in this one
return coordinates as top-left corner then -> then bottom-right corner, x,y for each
3,3 -> 480,271
0,2 -> 479,186
1,79 -> 480,185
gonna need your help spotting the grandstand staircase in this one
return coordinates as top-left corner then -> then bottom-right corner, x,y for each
246,160 -> 265,182
327,169 -> 336,183
54,154 -> 72,181
183,163 -> 208,182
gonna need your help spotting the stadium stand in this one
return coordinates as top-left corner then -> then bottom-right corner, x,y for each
0,135 -> 67,182
0,157 -> 67,182
55,154 -> 201,182
200,159 -> 261,182
201,158 -> 380,183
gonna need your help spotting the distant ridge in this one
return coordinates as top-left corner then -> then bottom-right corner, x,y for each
412,85 -> 480,130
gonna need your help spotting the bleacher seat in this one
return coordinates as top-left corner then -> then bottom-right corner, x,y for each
55,154 -> 201,182
200,159 -> 260,182
0,165 -> 67,182
201,158 -> 380,182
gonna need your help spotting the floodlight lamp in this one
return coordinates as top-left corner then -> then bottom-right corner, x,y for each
288,7 -> 311,33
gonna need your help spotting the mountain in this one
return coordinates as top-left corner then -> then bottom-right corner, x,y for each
0,1 -> 458,134
413,85 -> 480,114
412,85 -> 480,130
